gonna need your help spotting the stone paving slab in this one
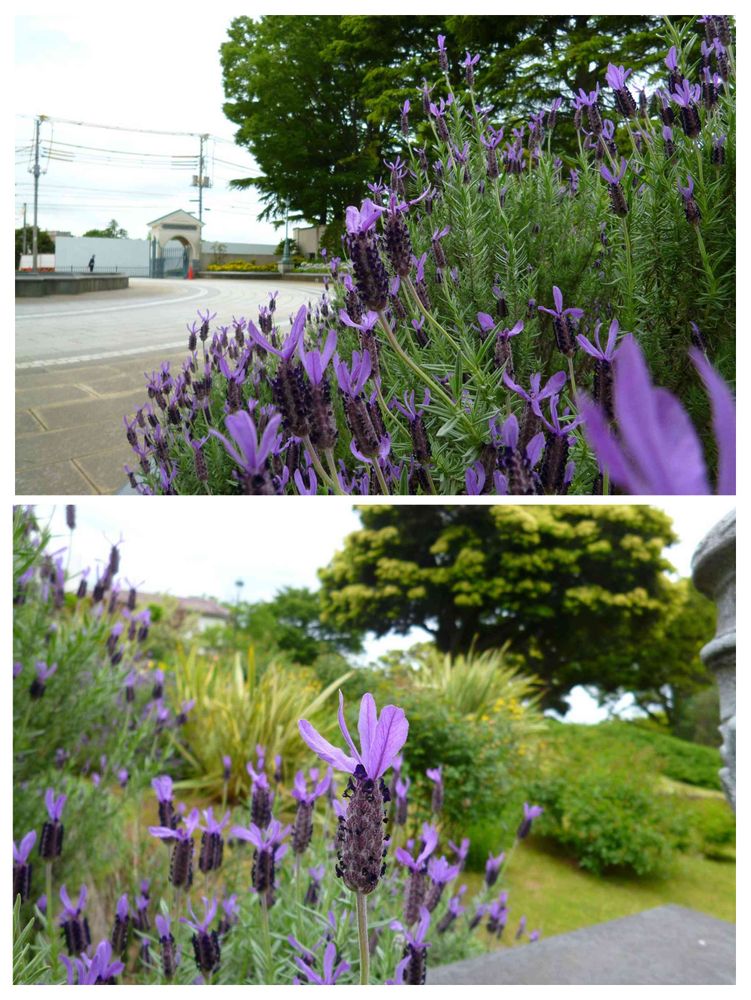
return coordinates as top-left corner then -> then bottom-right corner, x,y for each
15,349 -> 187,495
427,906 -> 735,985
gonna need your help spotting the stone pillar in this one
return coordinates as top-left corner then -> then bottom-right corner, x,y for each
691,509 -> 736,811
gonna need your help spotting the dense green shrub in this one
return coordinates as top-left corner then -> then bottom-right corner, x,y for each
604,721 -> 723,790
529,767 -> 688,876
678,795 -> 735,860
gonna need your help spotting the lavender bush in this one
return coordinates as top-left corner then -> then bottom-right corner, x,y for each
13,509 -> 546,984
122,17 -> 734,495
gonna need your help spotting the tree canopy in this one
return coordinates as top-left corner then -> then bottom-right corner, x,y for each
220,14 -> 687,227
317,505 -> 704,713
82,219 -> 128,239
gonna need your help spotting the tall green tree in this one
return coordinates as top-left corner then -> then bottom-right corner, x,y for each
15,227 -> 53,267
220,14 -> 685,227
602,576 -> 716,731
318,505 -> 679,713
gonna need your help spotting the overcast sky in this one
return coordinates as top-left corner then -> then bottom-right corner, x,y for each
14,10 -> 285,245
29,498 -> 734,722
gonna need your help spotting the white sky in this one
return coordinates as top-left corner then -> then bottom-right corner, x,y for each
29,498 -> 734,722
14,9 -> 284,245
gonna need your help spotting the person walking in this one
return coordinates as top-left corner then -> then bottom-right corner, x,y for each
88,255 -> 95,273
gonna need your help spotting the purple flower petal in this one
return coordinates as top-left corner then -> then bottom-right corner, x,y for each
298,718 -> 357,774
367,705 -> 409,779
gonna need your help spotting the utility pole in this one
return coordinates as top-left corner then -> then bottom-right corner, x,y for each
22,203 -> 28,254
198,133 -> 207,225
31,116 -> 45,273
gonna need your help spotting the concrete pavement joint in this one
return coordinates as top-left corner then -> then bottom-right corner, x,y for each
70,459 -> 101,494
28,409 -> 49,431
16,341 -> 188,369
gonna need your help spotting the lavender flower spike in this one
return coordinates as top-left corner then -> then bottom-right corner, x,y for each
579,335 -> 735,494
517,803 -> 544,840
299,692 -> 408,895
13,831 -> 36,902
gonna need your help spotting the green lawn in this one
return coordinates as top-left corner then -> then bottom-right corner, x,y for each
464,835 -> 735,946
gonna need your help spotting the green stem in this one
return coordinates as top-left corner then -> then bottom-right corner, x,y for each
375,312 -> 474,438
373,460 -> 391,497
260,895 -> 274,984
403,278 -> 462,355
355,892 -> 370,986
301,435 -> 343,495
567,356 -> 578,402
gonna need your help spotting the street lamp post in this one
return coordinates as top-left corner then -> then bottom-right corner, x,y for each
279,197 -> 293,273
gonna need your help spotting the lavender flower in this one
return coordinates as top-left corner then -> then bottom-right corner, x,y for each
517,803 -> 544,840
29,660 -> 57,699
13,831 -> 36,902
485,850 -> 506,888
110,893 -> 130,956
39,788 -> 66,861
151,774 -> 177,830
156,911 -> 178,979
299,692 -> 408,895
148,807 -> 201,889
426,765 -> 444,814
671,79 -> 703,138
291,769 -> 332,855
230,819 -> 291,907
210,409 -> 282,494
390,906 -> 432,985
395,825 -> 438,925
580,336 -> 735,494
425,856 -> 460,912
600,158 -> 629,217
182,897 -> 221,976
394,775 -> 410,826
246,761 -> 273,830
605,63 -> 637,118
198,807 -> 230,873
538,286 -> 583,357
678,175 -> 701,225
60,940 -> 124,985
304,864 -> 326,907
576,318 -> 623,420
295,940 -> 351,985
59,884 -> 92,955
437,885 -> 468,933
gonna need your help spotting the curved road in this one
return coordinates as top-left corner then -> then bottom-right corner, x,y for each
16,277 -> 321,367
15,277 -> 323,494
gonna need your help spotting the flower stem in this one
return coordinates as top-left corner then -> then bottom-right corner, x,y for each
355,891 -> 370,986
375,312 -> 476,440
301,435 -> 343,495
567,356 -> 578,402
373,460 -> 391,497
260,895 -> 273,984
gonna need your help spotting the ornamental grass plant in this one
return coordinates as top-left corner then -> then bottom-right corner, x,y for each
122,16 -> 734,495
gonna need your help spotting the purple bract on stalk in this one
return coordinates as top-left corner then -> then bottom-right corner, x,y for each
517,803 -> 544,841
246,762 -> 274,830
198,807 -> 230,874
39,788 -> 66,860
579,336 -> 735,495
181,896 -> 221,976
149,807 -> 201,889
298,692 -> 408,895
230,819 -> 290,908
485,850 -> 506,888
13,831 -> 36,902
295,940 -> 351,985
60,940 -> 124,985
538,287 -> 584,358
426,766 -> 444,814
390,906 -> 432,985
155,911 -> 178,980
59,884 -> 92,955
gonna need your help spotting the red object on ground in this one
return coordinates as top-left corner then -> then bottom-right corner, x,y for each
187,264 -> 194,280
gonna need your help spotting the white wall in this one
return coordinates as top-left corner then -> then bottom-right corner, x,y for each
55,236 -> 150,272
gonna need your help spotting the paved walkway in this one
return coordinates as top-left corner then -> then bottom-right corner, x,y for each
16,347 -> 187,494
15,277 -> 322,495
427,905 -> 735,985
